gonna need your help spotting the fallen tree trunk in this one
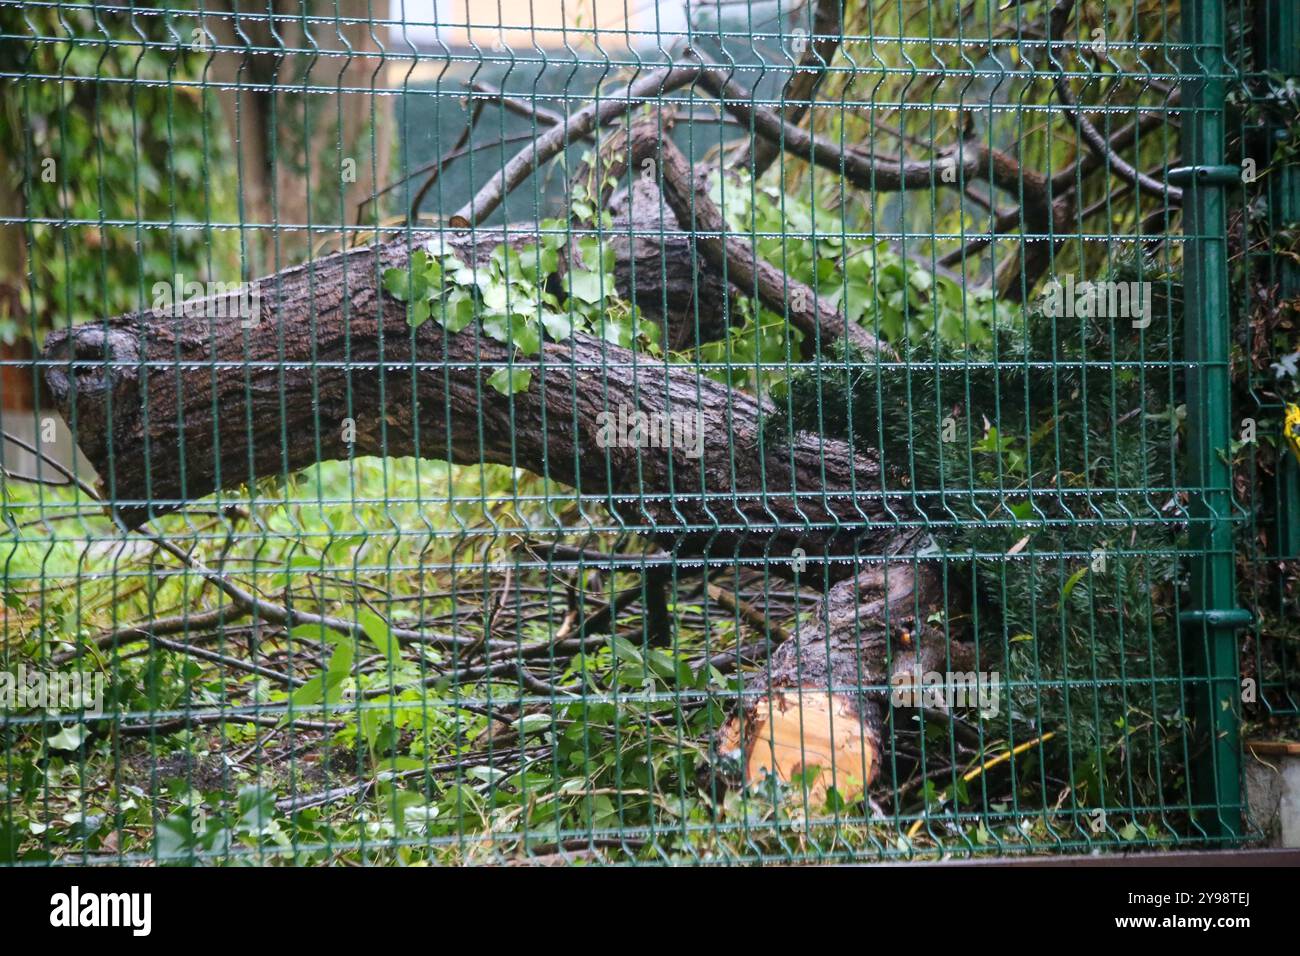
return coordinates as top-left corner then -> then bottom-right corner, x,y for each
42,229 -> 905,562
40,214 -> 944,805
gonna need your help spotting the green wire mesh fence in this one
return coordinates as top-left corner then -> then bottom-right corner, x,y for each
1234,1 -> 1300,722
0,0 -> 1297,865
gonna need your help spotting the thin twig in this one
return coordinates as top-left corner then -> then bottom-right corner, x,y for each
52,604 -> 252,665
410,97 -> 486,221
706,582 -> 793,643
1044,0 -> 1181,205
115,711 -> 340,737
469,81 -> 566,126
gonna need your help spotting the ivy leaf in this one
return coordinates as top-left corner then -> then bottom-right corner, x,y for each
450,261 -> 487,293
579,238 -> 616,273
504,243 -> 559,285
480,280 -> 511,311
437,290 -> 476,333
423,254 -> 446,288
481,312 -> 512,344
599,316 -> 633,348
637,314 -> 661,349
382,267 -> 411,301
841,279 -> 874,322
490,244 -> 521,281
407,298 -> 431,329
482,312 -> 540,355
541,310 -> 575,341
409,247 -> 429,271
538,220 -> 568,249
487,366 -> 532,396
537,245 -> 560,276
565,269 -> 607,305
512,317 -> 541,356
47,725 -> 88,751
384,251 -> 431,305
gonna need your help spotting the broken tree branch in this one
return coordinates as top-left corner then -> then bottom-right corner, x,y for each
455,66 -> 700,226
694,67 -> 1066,299
41,228 -> 911,570
727,0 -> 845,178
591,121 -> 884,355
1043,0 -> 1180,207
1050,75 -> 1182,205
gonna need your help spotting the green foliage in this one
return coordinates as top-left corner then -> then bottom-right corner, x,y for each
0,7 -> 241,339
697,172 -> 1016,394
382,225 -> 659,394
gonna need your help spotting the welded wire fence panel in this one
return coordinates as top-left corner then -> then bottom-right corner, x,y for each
1231,1 -> 1300,724
0,0 -> 1296,865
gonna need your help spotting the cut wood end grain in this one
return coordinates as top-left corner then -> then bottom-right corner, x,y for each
721,689 -> 874,805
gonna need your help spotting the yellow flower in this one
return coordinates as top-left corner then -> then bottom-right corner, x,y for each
1285,404 -> 1300,465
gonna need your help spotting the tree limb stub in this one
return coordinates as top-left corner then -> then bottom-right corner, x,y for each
718,551 -> 948,801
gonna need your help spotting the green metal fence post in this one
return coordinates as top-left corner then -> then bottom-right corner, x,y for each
1178,0 -> 1243,840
